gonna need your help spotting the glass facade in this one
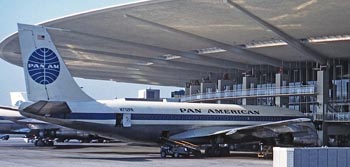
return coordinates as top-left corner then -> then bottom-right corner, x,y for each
183,59 -> 350,116
181,58 -> 350,146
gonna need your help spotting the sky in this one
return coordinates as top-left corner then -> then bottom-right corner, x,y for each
0,0 -> 182,106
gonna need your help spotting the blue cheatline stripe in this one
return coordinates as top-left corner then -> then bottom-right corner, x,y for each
58,113 -> 305,122
0,117 -> 4,120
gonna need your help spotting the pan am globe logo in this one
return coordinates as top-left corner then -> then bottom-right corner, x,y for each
27,48 -> 60,85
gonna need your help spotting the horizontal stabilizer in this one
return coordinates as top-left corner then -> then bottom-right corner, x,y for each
22,101 -> 71,116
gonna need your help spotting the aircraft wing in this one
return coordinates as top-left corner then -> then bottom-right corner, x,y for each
0,106 -> 22,122
16,118 -> 48,124
213,118 -> 311,136
20,111 -> 129,141
0,105 -> 19,111
170,118 -> 317,145
0,105 -> 59,129
11,128 -> 31,133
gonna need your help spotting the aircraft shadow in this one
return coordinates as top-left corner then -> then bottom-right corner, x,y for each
60,156 -> 158,162
78,151 -> 158,155
53,144 -> 113,149
127,143 -> 158,147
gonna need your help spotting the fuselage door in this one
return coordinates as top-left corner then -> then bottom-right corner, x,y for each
123,113 -> 132,127
115,113 -> 132,127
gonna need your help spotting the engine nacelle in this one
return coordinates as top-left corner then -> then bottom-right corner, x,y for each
292,132 -> 318,146
55,129 -> 92,139
278,132 -> 318,146
28,128 -> 103,142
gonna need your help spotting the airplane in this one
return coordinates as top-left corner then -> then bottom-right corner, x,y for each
0,93 -> 109,146
0,107 -> 29,135
0,93 -> 32,139
0,93 -> 30,136
0,134 -> 10,140
17,23 -> 317,156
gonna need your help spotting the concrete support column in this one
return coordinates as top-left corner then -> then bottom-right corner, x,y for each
242,76 -> 256,105
189,85 -> 200,95
218,80 -> 233,92
184,83 -> 189,96
185,87 -> 190,95
275,73 -> 289,107
316,70 -> 329,146
217,80 -> 234,104
200,82 -> 216,94
321,123 -> 328,146
316,70 -> 329,116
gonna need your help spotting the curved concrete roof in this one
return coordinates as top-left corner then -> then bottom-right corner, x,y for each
1,0 -> 350,87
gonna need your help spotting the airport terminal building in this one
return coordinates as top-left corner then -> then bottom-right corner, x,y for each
180,59 -> 350,146
1,0 -> 350,146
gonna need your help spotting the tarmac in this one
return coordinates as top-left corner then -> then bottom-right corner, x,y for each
0,135 -> 272,167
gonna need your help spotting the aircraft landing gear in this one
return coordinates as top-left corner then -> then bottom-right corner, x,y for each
204,136 -> 230,157
257,142 -> 272,158
80,139 -> 92,143
34,138 -> 54,147
204,145 -> 230,157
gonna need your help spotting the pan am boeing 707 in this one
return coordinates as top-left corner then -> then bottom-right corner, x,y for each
17,24 -> 317,156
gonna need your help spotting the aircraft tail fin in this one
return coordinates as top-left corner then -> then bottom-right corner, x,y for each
18,23 -> 93,102
10,92 -> 27,107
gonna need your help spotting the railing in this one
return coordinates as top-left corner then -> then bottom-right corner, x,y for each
181,85 -> 316,102
313,113 -> 350,122
329,99 -> 350,104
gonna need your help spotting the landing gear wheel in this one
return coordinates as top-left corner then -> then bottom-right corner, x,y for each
221,147 -> 230,156
160,151 -> 167,158
174,152 -> 180,158
193,150 -> 202,157
205,147 -> 213,156
47,141 -> 54,146
205,147 -> 230,157
35,139 -> 45,147
80,139 -> 91,143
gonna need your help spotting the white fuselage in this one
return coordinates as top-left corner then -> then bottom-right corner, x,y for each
41,100 -> 307,142
66,100 -> 305,125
